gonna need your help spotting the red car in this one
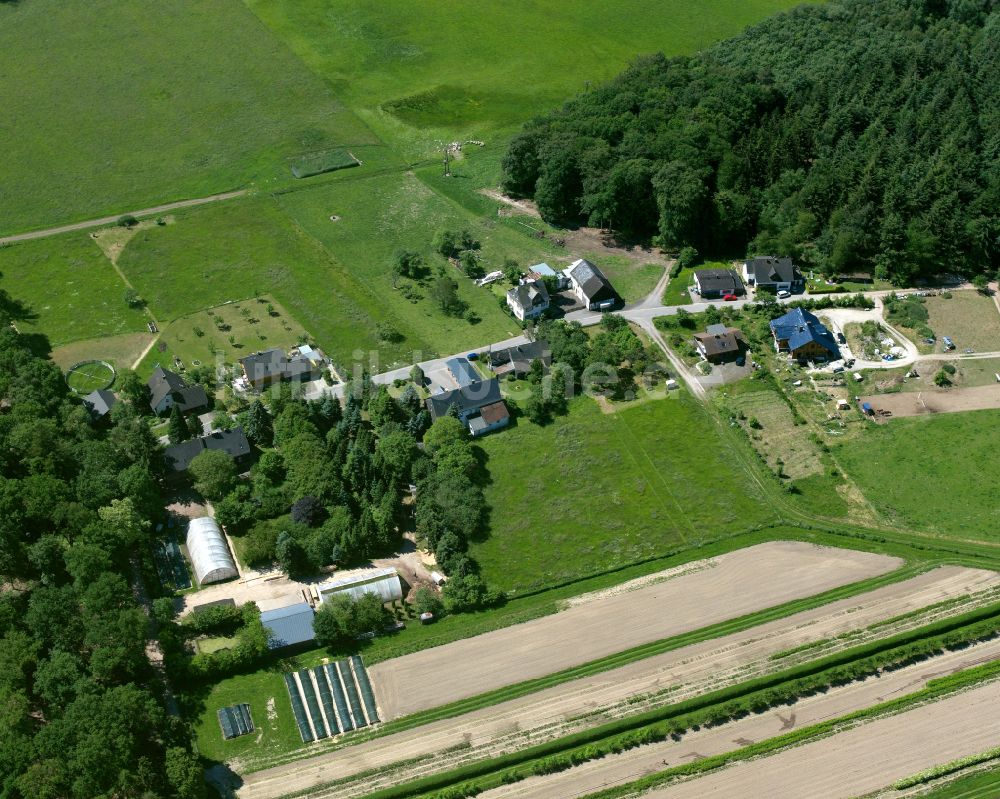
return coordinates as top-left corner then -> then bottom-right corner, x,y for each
722,293 -> 738,301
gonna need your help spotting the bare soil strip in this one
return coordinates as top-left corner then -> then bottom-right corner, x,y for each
862,384 -> 1000,418
233,565 -> 999,799
369,542 -> 901,720
642,672 -> 1000,799
479,638 -> 1000,799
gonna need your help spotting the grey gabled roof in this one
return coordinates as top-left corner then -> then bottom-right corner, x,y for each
83,389 -> 117,418
567,259 -> 615,303
163,427 -> 251,471
147,366 -> 207,412
238,348 -> 314,384
694,327 -> 746,357
695,268 -> 741,294
489,340 -> 551,374
506,280 -> 549,313
445,357 -> 480,388
260,602 -> 315,649
425,378 -> 502,420
745,256 -> 800,284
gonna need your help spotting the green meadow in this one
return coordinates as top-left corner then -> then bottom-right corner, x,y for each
471,395 -> 777,594
0,0 -> 378,235
834,410 -> 1000,543
245,0 -> 816,153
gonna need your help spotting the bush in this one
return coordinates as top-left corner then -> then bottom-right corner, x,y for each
934,370 -> 952,387
117,214 -> 138,228
942,362 -> 956,375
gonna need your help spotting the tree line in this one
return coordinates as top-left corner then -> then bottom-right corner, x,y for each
0,285 -> 206,798
502,0 -> 999,284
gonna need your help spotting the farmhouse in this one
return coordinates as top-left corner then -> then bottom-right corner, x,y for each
770,307 -> 840,361
489,340 -> 551,377
692,268 -> 744,299
318,567 -> 404,605
693,324 -> 748,364
742,256 -> 803,293
563,259 -> 617,310
238,345 -> 327,391
506,279 -> 550,321
186,517 -> 238,585
148,366 -> 208,415
425,377 -> 510,437
163,427 -> 251,472
260,602 -> 316,650
82,388 -> 117,420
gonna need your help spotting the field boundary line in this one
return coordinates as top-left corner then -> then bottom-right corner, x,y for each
0,189 -> 248,244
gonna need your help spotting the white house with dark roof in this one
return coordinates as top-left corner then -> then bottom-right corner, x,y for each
506,279 -> 550,321
563,259 -> 617,310
742,256 -> 803,293
147,366 -> 208,415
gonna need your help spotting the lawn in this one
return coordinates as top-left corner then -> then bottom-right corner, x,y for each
471,394 -> 776,594
0,233 -> 149,347
834,409 -> 1000,542
133,296 -> 311,381
116,196 -> 386,370
50,332 -> 155,374
0,0 -> 382,236
662,267 -> 698,305
924,292 -> 1000,353
246,0 -> 816,155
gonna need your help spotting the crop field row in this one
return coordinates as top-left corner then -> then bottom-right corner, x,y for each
368,542 -> 899,719
642,676 -> 1000,799
477,638 -> 1000,799
233,559 -> 1000,798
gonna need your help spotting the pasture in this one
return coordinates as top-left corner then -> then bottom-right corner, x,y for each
0,233 -> 149,347
245,0 -> 814,153
0,0 -> 378,235
924,292 -> 1000,353
471,394 -> 776,593
115,196 -> 386,370
834,409 -> 1000,542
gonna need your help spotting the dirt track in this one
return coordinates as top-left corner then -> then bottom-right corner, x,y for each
369,542 -> 900,719
480,637 -> 1000,799
232,565 -> 1000,799
862,384 -> 1000,419
645,673 -> 1000,799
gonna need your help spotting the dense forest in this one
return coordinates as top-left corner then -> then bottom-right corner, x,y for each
502,0 -> 1000,284
0,285 -> 206,798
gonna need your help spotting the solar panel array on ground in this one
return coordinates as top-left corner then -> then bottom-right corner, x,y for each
152,536 -> 191,590
218,703 -> 254,740
284,657 -> 380,742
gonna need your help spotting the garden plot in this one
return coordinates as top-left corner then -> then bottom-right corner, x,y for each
478,637 -> 1000,799
860,385 -> 1000,419
230,564 -> 1000,799
368,542 -> 899,720
644,675 -> 1000,799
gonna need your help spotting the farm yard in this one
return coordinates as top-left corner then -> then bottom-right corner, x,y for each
859,385 -> 1000,420
643,679 -> 1000,799
923,292 -> 1000,354
234,563 -> 998,798
471,395 -> 776,593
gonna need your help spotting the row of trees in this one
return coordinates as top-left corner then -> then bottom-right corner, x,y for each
0,283 -> 206,798
502,0 -> 1000,283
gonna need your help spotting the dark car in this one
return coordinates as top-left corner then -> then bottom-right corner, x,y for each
837,332 -> 847,344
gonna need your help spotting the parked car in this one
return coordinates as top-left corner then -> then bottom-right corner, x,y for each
722,293 -> 738,301
837,332 -> 847,344
466,352 -> 479,361
845,358 -> 856,368
777,290 -> 791,298
832,365 -> 845,374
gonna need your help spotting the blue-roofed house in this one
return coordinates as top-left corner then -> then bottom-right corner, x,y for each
260,602 -> 316,650
446,357 -> 480,388
769,308 -> 840,362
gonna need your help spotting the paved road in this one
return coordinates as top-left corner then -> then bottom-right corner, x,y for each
0,189 -> 249,244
